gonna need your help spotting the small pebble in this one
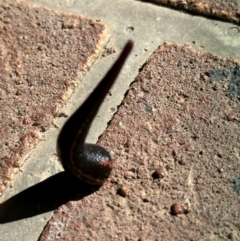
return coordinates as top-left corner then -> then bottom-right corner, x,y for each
170,203 -> 188,216
218,168 -> 224,173
117,185 -> 130,197
226,114 -> 234,121
152,166 -> 165,179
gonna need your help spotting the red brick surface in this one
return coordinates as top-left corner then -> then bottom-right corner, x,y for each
145,0 -> 240,23
0,0 -> 107,195
39,43 -> 240,241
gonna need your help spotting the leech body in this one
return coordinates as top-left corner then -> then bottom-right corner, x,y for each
57,41 -> 133,185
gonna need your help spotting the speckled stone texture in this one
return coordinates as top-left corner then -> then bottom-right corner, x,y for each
0,0 -> 107,195
144,0 -> 240,24
39,43 -> 240,241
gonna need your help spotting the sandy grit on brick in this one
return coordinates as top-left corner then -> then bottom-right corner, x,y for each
39,43 -> 240,240
143,0 -> 240,24
0,0 -> 108,195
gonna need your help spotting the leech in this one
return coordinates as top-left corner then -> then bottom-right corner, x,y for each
57,41 -> 133,185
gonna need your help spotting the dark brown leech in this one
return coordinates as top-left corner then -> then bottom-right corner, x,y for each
57,41 -> 133,185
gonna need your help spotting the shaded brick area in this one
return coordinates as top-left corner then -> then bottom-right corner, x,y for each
0,0 -> 107,195
144,0 -> 240,24
39,43 -> 240,240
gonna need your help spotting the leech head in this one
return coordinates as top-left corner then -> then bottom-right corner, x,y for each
57,41 -> 133,185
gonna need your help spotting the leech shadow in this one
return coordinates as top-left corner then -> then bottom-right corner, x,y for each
0,171 -> 100,223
